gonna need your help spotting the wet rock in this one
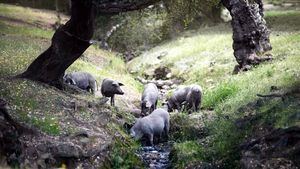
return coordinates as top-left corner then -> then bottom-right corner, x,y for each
123,51 -> 135,62
157,52 -> 168,60
72,131 -> 89,138
88,101 -> 96,108
98,97 -> 109,106
240,126 -> 300,169
166,73 -> 172,79
154,66 -> 171,80
51,142 -> 82,158
128,108 -> 141,118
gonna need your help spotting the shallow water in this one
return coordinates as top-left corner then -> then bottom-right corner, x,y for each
136,142 -> 172,169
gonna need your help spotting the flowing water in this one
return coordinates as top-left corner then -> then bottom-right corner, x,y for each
136,142 -> 172,169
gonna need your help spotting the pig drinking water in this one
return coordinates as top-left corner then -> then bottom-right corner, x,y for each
130,108 -> 170,146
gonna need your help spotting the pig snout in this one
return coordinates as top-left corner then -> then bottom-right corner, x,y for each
115,87 -> 124,95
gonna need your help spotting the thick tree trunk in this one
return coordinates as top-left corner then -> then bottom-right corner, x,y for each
19,0 -> 95,89
221,0 -> 272,73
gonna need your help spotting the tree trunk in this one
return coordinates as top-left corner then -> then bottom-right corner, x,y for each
19,0 -> 95,89
221,0 -> 272,72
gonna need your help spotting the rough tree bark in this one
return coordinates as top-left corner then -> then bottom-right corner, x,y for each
19,0 -> 160,88
221,0 -> 272,73
19,0 -> 95,89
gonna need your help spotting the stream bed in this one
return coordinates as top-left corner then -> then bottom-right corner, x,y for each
136,142 -> 172,169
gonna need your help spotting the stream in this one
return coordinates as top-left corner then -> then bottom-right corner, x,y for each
136,142 -> 172,169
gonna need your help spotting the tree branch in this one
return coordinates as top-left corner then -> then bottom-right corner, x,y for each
94,0 -> 161,14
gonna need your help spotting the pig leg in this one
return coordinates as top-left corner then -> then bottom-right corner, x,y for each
90,85 -> 95,94
197,98 -> 201,112
148,134 -> 154,146
196,100 -> 201,112
157,132 -> 162,144
87,86 -> 91,93
191,102 -> 196,113
194,102 -> 199,112
110,95 -> 115,106
164,123 -> 169,140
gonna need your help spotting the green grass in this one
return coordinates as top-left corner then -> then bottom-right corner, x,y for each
0,21 -> 53,38
0,3 -> 68,28
0,32 -> 50,77
67,47 -> 143,93
202,81 -> 239,110
0,79 -> 61,135
170,141 -> 208,169
265,10 -> 300,32
129,10 -> 300,116
258,95 -> 300,128
105,123 -> 144,169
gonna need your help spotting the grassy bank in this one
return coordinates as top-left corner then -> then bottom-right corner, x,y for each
128,9 -> 300,168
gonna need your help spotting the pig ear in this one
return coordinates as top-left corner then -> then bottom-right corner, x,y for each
118,82 -> 124,86
112,81 -> 118,86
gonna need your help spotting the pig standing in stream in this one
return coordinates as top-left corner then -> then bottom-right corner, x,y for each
167,84 -> 202,113
130,108 -> 170,146
141,83 -> 159,116
63,72 -> 98,94
101,78 -> 124,106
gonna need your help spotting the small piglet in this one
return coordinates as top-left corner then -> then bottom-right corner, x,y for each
130,108 -> 169,146
101,78 -> 124,106
141,83 -> 159,116
167,84 -> 202,113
